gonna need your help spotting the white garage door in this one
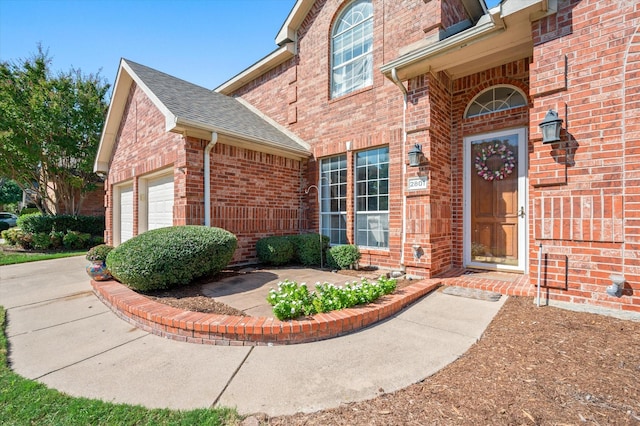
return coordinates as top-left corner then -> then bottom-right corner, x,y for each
120,185 -> 134,243
147,174 -> 174,230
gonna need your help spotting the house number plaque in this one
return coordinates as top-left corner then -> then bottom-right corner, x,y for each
407,176 -> 428,191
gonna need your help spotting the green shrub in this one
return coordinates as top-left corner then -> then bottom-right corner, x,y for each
326,245 -> 361,270
19,207 -> 39,215
287,234 -> 330,266
62,231 -> 92,249
86,244 -> 114,262
266,276 -> 397,320
1,228 -> 23,246
49,231 -> 65,249
106,226 -> 237,291
32,232 -> 53,250
256,236 -> 294,265
16,212 -> 41,230
18,214 -> 105,236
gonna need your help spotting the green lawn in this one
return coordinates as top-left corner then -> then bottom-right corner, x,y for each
0,306 -> 241,425
0,249 -> 87,265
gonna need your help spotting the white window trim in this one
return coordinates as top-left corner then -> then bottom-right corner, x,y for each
330,0 -> 374,99
320,155 -> 348,245
464,84 -> 527,118
354,147 -> 389,250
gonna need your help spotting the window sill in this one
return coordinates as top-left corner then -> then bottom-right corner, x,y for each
328,85 -> 373,104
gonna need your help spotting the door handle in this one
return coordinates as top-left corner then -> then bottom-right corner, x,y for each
519,206 -> 525,218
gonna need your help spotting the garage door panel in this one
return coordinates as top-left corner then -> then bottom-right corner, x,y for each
120,186 -> 134,243
148,175 -> 174,230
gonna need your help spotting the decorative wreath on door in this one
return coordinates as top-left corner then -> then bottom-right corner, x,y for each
474,141 -> 516,181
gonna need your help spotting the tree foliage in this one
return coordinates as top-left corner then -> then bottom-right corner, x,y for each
0,179 -> 22,205
0,46 -> 110,215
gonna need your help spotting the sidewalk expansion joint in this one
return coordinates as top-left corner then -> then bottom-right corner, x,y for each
210,346 -> 254,408
7,311 -> 110,338
5,290 -> 95,309
32,333 -> 149,380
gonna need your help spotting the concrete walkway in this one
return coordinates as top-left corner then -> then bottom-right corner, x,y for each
0,256 -> 506,416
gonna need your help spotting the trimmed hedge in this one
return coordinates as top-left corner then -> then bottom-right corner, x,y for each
18,214 -> 105,236
106,226 -> 237,291
288,234 -> 329,266
326,244 -> 361,270
256,236 -> 294,266
256,234 -> 330,267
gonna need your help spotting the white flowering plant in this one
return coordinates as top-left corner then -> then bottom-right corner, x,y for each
267,276 -> 397,320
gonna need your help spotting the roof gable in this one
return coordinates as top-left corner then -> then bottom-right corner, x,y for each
95,59 -> 309,173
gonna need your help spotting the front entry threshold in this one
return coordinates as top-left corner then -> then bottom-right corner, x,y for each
435,268 -> 533,297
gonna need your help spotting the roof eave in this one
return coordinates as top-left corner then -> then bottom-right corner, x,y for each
94,59 -> 176,174
381,0 -> 556,81
380,19 -> 501,80
215,44 -> 296,95
275,0 -> 315,46
173,117 -> 311,160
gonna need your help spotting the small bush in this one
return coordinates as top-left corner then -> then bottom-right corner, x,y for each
32,232 -> 53,250
106,226 -> 237,291
86,244 -> 114,262
1,228 -> 23,246
62,231 -> 92,249
49,231 -> 65,249
16,212 -> 42,230
326,245 -> 361,270
287,234 -> 330,266
256,236 -> 294,266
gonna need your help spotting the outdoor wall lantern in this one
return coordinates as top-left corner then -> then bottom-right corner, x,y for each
408,143 -> 426,167
539,109 -> 563,144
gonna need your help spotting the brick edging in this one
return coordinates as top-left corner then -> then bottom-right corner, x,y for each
91,279 -> 441,345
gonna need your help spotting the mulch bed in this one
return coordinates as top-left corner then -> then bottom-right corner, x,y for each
263,296 -> 640,425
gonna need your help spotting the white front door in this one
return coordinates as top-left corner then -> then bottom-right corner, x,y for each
463,128 -> 527,271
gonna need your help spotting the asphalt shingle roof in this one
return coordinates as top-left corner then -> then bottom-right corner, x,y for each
124,59 -> 309,155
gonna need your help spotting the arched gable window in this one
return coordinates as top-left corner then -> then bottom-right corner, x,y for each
331,0 -> 373,98
464,85 -> 527,118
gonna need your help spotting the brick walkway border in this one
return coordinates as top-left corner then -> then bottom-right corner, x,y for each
91,279 -> 442,346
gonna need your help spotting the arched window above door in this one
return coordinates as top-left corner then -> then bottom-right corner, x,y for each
464,85 -> 527,118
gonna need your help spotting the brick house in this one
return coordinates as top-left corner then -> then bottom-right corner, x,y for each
95,0 -> 639,316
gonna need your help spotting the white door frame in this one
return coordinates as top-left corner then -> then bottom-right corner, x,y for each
113,181 -> 134,246
463,127 -> 528,272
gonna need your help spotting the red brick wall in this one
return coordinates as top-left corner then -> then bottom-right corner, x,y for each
78,185 -> 105,217
451,59 -> 531,272
529,0 -> 640,313
105,82 -> 305,264
208,143 -> 305,264
105,82 -> 183,245
231,0 -> 457,271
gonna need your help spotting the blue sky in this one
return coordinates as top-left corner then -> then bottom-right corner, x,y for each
0,0 -> 501,91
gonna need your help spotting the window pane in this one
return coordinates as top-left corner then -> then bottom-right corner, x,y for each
355,147 -> 389,248
331,0 -> 373,98
320,155 -> 347,245
465,86 -> 527,118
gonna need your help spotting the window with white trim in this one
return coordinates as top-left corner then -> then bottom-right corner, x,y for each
355,147 -> 389,248
465,85 -> 527,118
331,0 -> 373,98
320,155 -> 348,244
